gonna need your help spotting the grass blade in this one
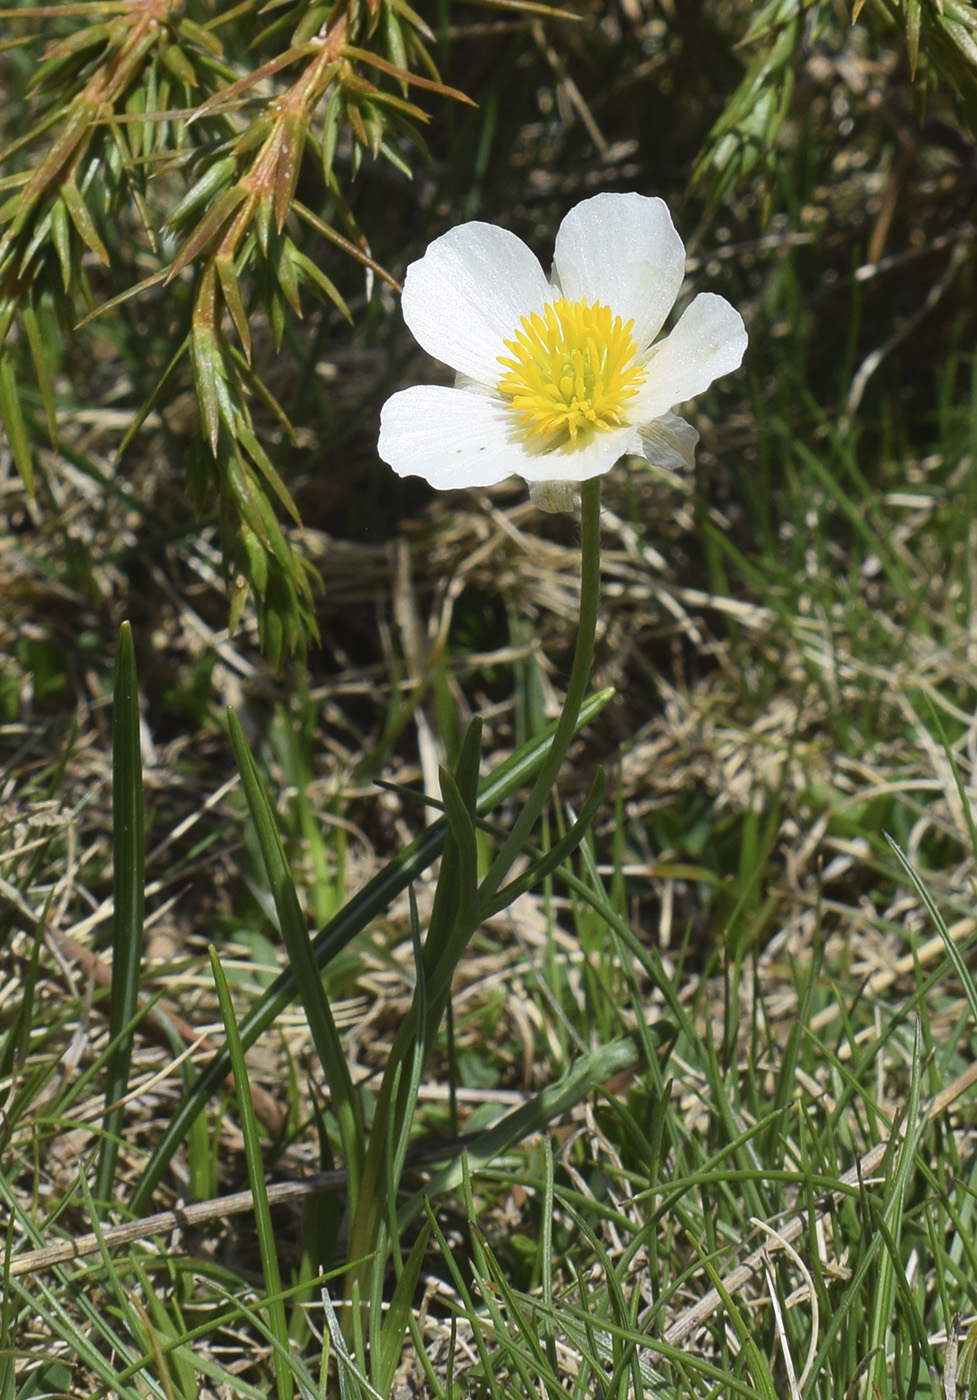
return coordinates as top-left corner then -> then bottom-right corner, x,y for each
95,621 -> 145,1211
480,767 -> 607,921
209,947 -> 293,1400
227,709 -> 364,1216
375,1223 -> 430,1396
131,689 -> 614,1213
399,1032 -> 652,1226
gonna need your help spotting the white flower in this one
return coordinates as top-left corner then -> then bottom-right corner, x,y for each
378,192 -> 747,511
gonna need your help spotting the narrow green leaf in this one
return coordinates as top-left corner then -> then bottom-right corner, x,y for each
160,41 -> 197,86
480,767 -> 607,920
21,305 -> 57,447
59,182 -> 109,264
188,41 -> 318,123
263,598 -> 285,668
453,713 -> 483,811
109,121 -> 157,250
906,0 -> 921,76
215,253 -> 251,358
233,114 -> 274,159
254,192 -> 272,255
361,101 -> 385,158
227,569 -> 250,638
209,948 -> 294,1400
376,1223 -> 430,1396
365,897 -> 430,1371
274,113 -> 305,232
190,324 -> 230,454
233,417 -> 302,523
419,721 -> 484,1004
431,768 -> 478,957
175,15 -> 224,56
225,452 -> 298,574
389,0 -> 436,38
378,137 -> 415,180
227,710 -> 365,1215
124,79 -> 147,161
320,88 -> 343,182
95,621 -> 145,1212
49,194 -> 72,288
944,13 -> 977,65
227,341 -> 298,441
399,1032 -> 648,1227
128,1255 -> 198,1399
275,236 -> 302,317
382,4 -> 410,73
130,690 -> 615,1214
167,183 -> 250,280
945,0 -> 975,26
886,835 -> 977,1027
75,267 -> 169,332
698,1254 -> 779,1400
17,204 -> 56,275
239,521 -> 269,598
293,197 -> 399,289
39,20 -> 114,60
342,45 -> 476,105
116,335 -> 188,460
0,353 -> 32,492
167,155 -> 237,228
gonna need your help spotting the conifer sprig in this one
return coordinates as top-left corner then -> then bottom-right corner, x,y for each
0,0 -> 472,662
692,0 -> 977,216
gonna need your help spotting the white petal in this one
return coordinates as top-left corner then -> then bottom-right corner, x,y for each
379,385 -> 519,488
637,411 -> 699,472
633,293 -> 747,421
551,193 -> 686,351
401,223 -> 552,386
378,385 -> 639,491
516,421 -> 640,483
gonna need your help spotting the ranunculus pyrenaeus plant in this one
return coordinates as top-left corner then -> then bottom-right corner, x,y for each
378,192 -> 747,511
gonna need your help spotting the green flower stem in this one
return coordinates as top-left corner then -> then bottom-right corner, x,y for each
341,476 -> 603,1335
477,475 -> 602,913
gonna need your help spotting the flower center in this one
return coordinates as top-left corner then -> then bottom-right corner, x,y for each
497,297 -> 645,446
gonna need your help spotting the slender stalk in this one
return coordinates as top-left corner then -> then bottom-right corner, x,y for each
342,476 -> 604,1345
477,475 -> 602,911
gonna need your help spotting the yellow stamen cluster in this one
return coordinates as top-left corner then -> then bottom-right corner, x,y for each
497,298 -> 645,446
